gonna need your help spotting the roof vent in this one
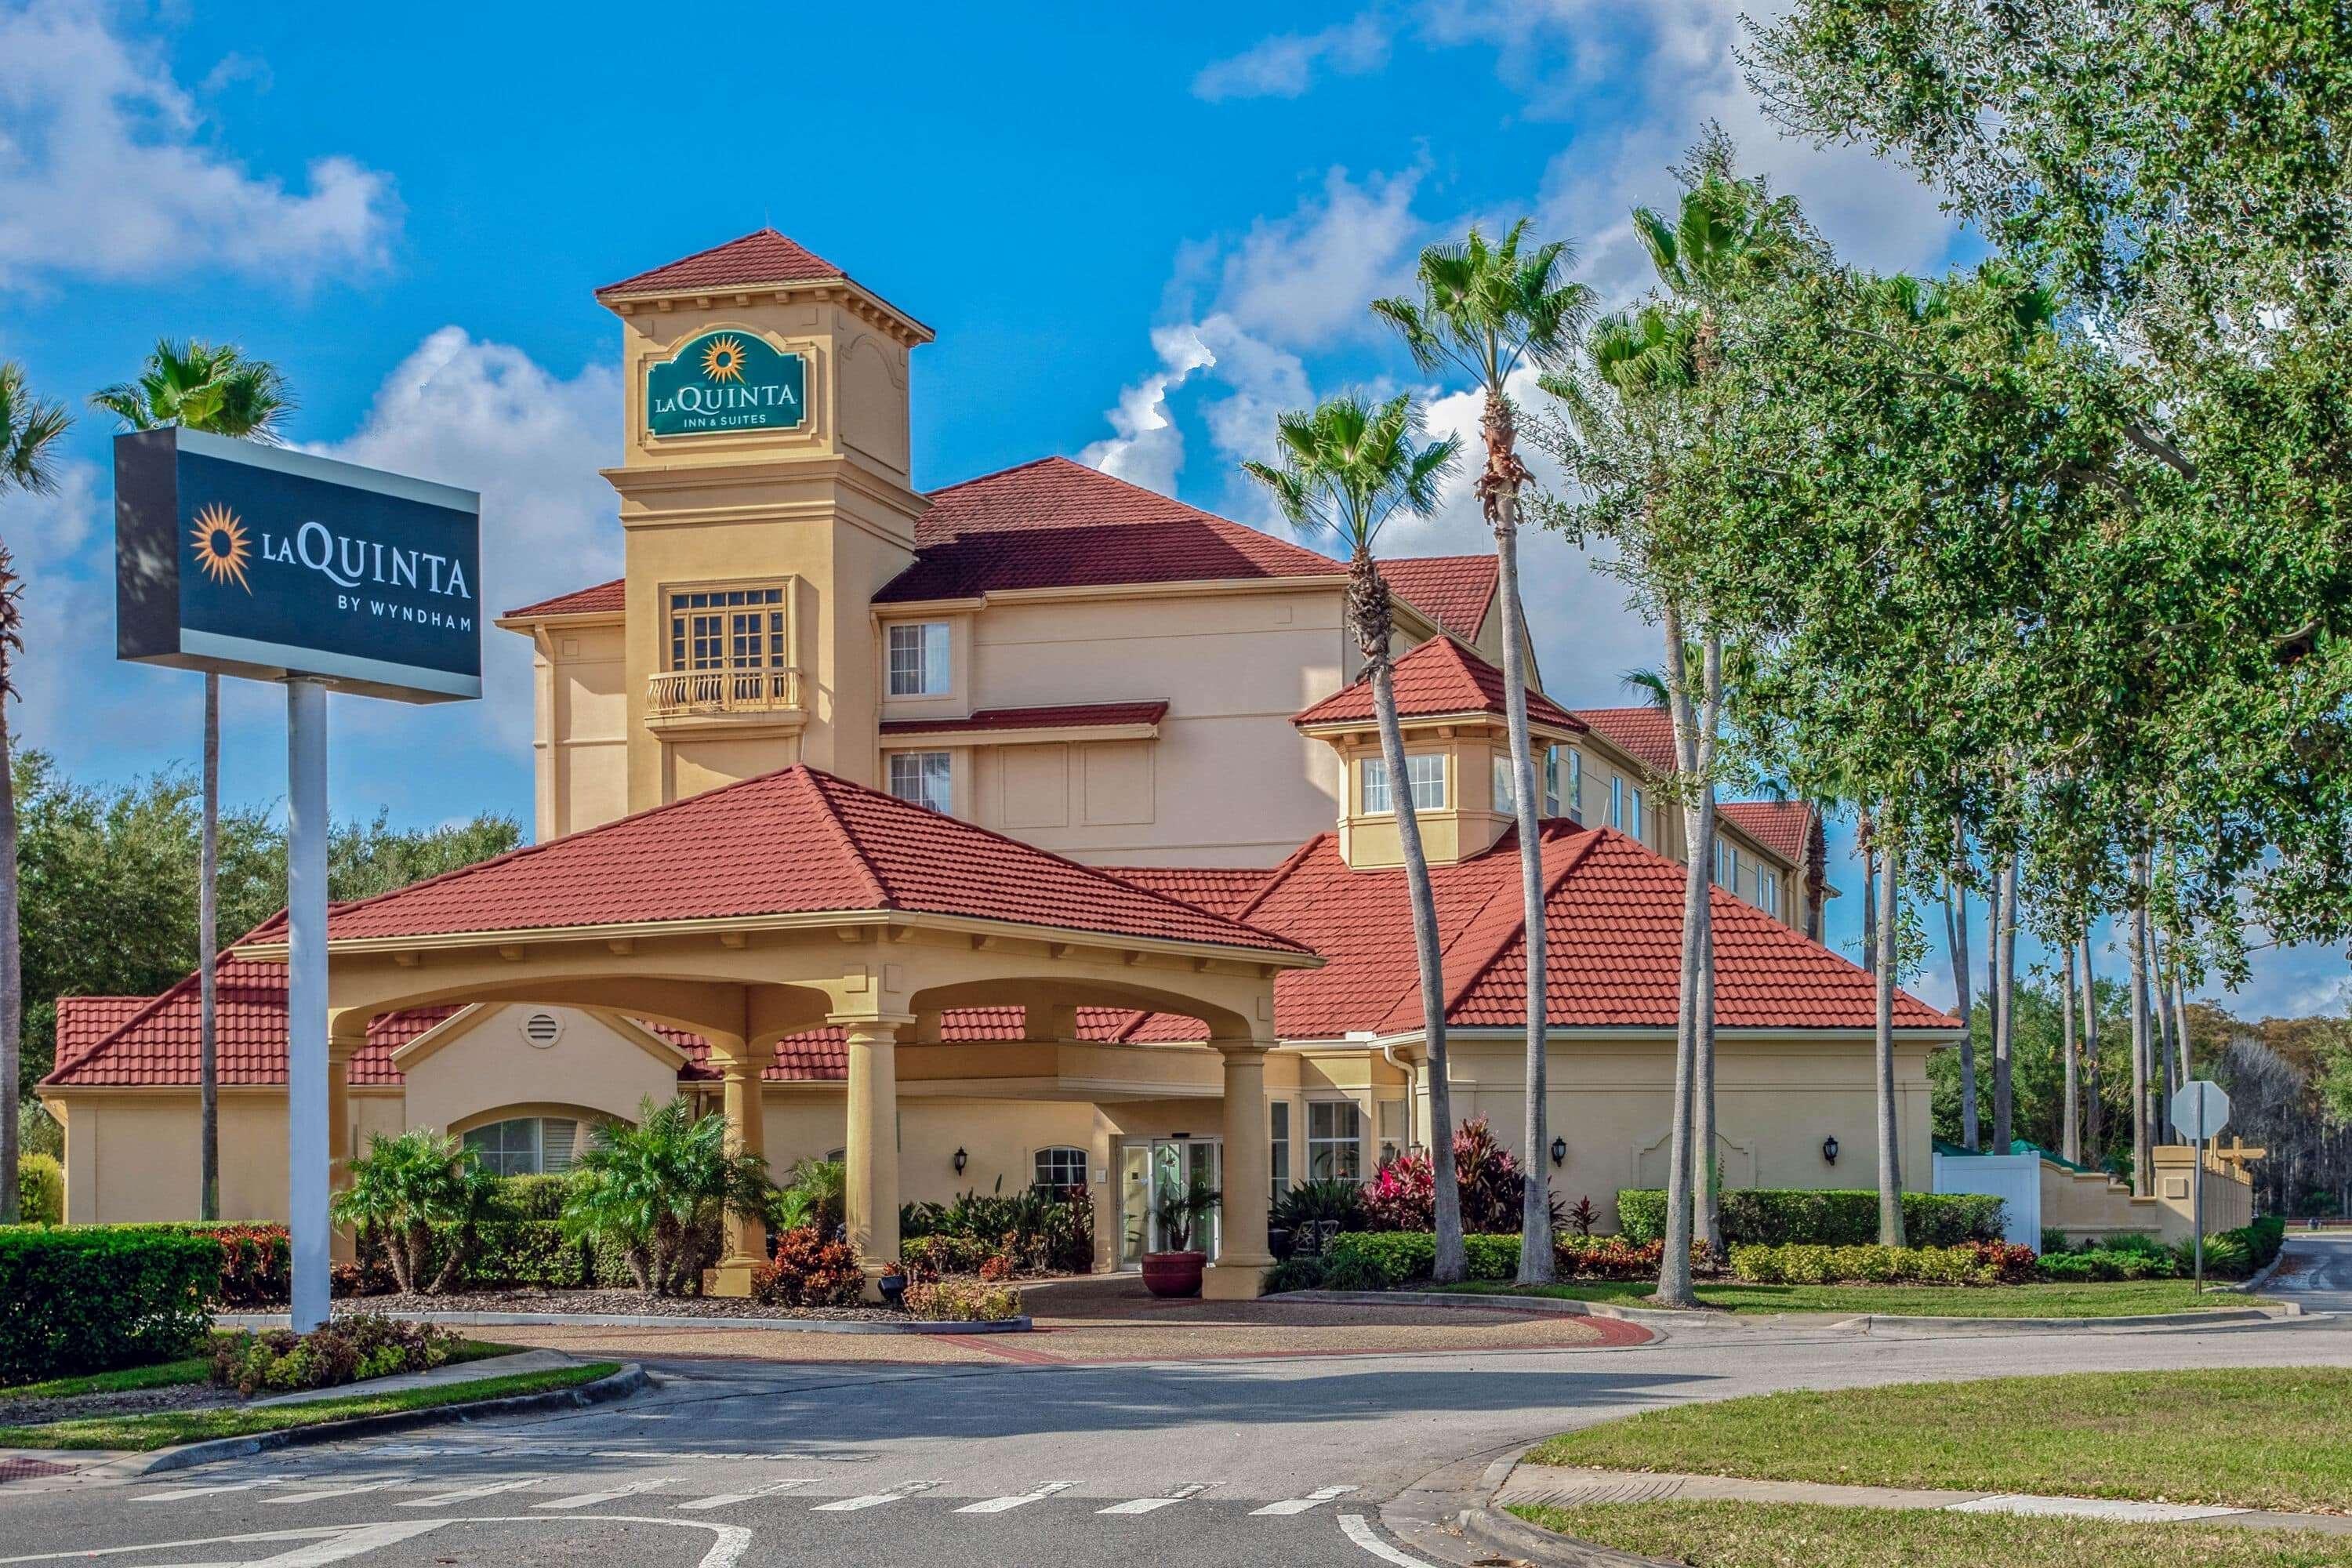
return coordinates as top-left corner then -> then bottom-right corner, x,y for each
520,1011 -> 564,1049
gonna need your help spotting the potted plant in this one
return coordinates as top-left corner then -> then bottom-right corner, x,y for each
1142,1169 -> 1221,1298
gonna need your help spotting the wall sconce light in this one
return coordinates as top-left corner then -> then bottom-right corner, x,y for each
953,1146 -> 967,1175
1821,1134 -> 1840,1167
1549,1136 -> 1568,1167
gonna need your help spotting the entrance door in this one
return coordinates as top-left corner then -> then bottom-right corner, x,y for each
1119,1138 -> 1221,1265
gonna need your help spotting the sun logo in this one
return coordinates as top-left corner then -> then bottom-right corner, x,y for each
699,336 -> 750,383
189,503 -> 253,593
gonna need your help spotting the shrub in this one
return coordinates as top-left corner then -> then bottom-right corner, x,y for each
1319,1231 -> 1525,1288
771,1157 -> 845,1236
902,1280 -> 1020,1322
1259,1256 -> 1329,1294
750,1225 -> 862,1307
0,1226 -> 223,1383
211,1313 -> 463,1396
189,1224 -> 292,1305
1272,1178 -> 1368,1240
17,1153 -> 63,1225
1361,1117 -> 1555,1233
487,1174 -> 572,1221
1727,1241 -> 2026,1286
898,1178 -> 1093,1275
332,1129 -> 494,1294
902,1233 -> 993,1282
1554,1233 -> 1669,1280
1616,1189 -> 2005,1247
2042,1226 -> 2072,1257
563,1096 -> 773,1296
464,1220 -> 590,1288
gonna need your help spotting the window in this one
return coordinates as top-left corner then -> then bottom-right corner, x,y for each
1033,1145 -> 1087,1192
1270,1101 -> 1291,1203
1630,787 -> 1647,844
1307,1100 -> 1363,1182
1491,753 -> 1512,815
1714,837 -> 1734,887
1362,755 -> 1444,815
1759,868 -> 1780,915
887,622 -> 951,696
1609,775 -> 1624,830
668,586 -> 784,672
1544,746 -> 1563,818
1375,1099 -> 1406,1167
1362,756 -> 1391,815
1497,752 -> 1563,818
1565,748 -> 1582,821
463,1116 -> 579,1178
887,750 -> 953,813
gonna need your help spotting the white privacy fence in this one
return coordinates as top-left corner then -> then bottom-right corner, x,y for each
1931,1150 -> 2042,1250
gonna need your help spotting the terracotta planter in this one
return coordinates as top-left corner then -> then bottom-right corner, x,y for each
1142,1250 -> 1207,1298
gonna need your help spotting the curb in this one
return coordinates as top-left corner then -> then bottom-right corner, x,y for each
1828,1306 -> 2292,1332
2227,1248 -> 2293,1295
1271,1287 -> 1693,1327
132,1362 -> 649,1476
1449,1446 -> 1679,1566
217,1311 -> 1030,1337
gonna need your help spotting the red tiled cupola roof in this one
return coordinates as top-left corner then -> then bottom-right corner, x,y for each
290,764 -> 1311,956
1718,800 -> 1816,867
1575,706 -> 1679,773
1377,556 -> 1498,641
595,229 -> 847,299
1292,633 -> 1584,733
878,700 -> 1167,738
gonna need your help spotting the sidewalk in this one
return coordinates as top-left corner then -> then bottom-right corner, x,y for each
1497,1462 -> 2352,1536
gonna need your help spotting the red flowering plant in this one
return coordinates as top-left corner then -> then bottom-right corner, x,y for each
1359,1116 -> 1555,1233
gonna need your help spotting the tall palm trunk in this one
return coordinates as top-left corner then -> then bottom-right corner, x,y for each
1355,553 -> 1465,1281
2060,942 -> 2082,1164
2154,943 -> 2176,1141
1483,393 -> 1555,1285
2127,862 -> 2154,1194
1693,887 -> 1720,1261
2171,969 -> 2194,1092
1991,850 -> 2018,1154
1946,821 -> 1976,1149
1859,822 -> 1879,975
1872,813 -> 1906,1245
1655,616 -> 1715,1305
2080,932 -> 2104,1164
0,688 -> 18,1225
199,674 -> 220,1221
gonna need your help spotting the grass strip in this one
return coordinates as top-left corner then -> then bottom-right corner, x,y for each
1507,1501 -> 2350,1568
1439,1277 -> 2237,1317
0,1362 -> 619,1451
1523,1367 -> 2352,1512
0,1357 -> 215,1400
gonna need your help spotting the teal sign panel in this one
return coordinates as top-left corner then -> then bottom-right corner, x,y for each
645,329 -> 808,438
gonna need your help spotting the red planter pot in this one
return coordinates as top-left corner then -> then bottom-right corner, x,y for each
1142,1250 -> 1207,1298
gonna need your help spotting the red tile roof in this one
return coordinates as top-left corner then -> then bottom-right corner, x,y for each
1575,706 -> 1680,773
874,457 -> 1344,603
1106,866 -> 1283,920
53,996 -> 149,1077
1379,556 -> 1498,640
1293,634 -> 1584,732
878,701 -> 1168,738
503,579 -> 623,619
300,765 -> 1310,956
596,229 -> 846,299
1718,801 -> 1814,867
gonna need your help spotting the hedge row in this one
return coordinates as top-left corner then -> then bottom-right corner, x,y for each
0,1226 -> 222,1384
1727,1240 -> 2038,1286
1614,1189 -> 2005,1248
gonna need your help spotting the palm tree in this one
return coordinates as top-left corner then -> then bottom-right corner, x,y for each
92,339 -> 291,1223
1376,222 -> 1592,1284
0,362 -> 69,1225
329,1127 -> 494,1294
564,1095 -> 775,1294
1244,393 -> 1466,1279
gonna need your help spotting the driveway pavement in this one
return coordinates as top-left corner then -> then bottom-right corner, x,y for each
2268,1230 -> 2352,1312
4,1294 -> 2348,1566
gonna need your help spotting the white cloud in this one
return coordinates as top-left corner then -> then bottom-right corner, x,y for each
1192,15 -> 1392,101
0,2 -> 398,289
1211,165 -> 1430,347
306,328 -> 621,753
1078,323 -> 1217,495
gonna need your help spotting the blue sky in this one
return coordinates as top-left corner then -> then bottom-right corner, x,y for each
1,1 -> 2339,1020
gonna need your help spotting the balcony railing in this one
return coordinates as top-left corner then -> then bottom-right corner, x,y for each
646,666 -> 801,719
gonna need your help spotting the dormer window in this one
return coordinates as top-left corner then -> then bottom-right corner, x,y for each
1363,753 -> 1444,814
887,622 -> 951,696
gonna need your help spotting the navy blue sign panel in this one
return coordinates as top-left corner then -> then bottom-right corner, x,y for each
116,428 -> 481,703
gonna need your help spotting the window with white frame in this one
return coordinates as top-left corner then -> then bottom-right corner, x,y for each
1610,775 -> 1624,830
463,1116 -> 579,1177
1565,748 -> 1582,820
1491,753 -> 1512,815
1630,786 -> 1646,844
886,622 -> 952,696
1033,1145 -> 1087,1192
1361,754 -> 1446,814
887,750 -> 953,813
1715,837 -> 1735,887
1759,867 -> 1780,915
1544,746 -> 1563,817
1307,1100 -> 1363,1182
1270,1101 -> 1291,1203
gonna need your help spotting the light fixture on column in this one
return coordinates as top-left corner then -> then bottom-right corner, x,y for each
1821,1134 -> 1839,1166
1549,1136 -> 1567,1167
953,1146 -> 967,1175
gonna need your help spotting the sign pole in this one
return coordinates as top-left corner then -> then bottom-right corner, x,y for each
2192,1097 -> 2206,1290
285,676 -> 330,1333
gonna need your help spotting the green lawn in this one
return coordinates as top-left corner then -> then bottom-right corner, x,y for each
1438,1277 -> 2243,1317
1523,1367 -> 2352,1512
1508,1501 -> 2350,1568
0,1357 -> 215,1400
0,1362 -> 619,1451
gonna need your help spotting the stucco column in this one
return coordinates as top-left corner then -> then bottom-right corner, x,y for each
325,1014 -> 367,1265
1202,1037 -> 1276,1301
703,1033 -> 768,1298
839,1014 -> 911,1301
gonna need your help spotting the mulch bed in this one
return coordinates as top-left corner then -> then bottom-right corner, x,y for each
0,1382 -> 240,1429
328,1289 -> 913,1321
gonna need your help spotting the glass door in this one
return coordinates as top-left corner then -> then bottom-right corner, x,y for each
1118,1138 -> 1221,1264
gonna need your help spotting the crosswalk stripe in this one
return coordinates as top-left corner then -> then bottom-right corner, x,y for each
1253,1484 -> 1357,1516
677,1479 -> 818,1511
811,1481 -> 939,1512
1098,1482 -> 1212,1515
135,1478 -> 281,1501
269,1478 -> 410,1504
535,1478 -> 677,1508
398,1476 -> 547,1507
954,1481 -> 1074,1514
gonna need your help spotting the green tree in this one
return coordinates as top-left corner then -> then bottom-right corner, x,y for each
1374,225 -> 1591,1285
0,361 -> 70,1222
1243,392 -> 1468,1279
92,338 -> 292,1221
329,1127 -> 494,1294
563,1094 -> 775,1295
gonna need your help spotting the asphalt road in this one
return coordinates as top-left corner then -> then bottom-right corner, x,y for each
5,1260 -> 2349,1568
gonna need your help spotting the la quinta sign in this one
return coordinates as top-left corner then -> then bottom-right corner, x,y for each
644,328 -> 808,438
